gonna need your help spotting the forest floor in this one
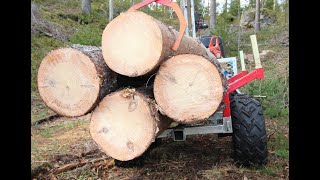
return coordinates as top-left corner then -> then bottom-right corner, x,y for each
31,112 -> 288,180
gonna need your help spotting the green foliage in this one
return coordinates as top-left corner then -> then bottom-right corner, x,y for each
275,149 -> 289,159
229,0 -> 240,16
260,167 -> 278,176
241,71 -> 288,118
114,0 -> 133,15
222,0 -> 228,13
249,0 -> 255,8
39,124 -> 65,138
211,15 -> 239,57
268,131 -> 289,159
69,25 -> 103,46
264,0 -> 274,11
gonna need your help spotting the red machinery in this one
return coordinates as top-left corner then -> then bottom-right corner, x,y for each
208,35 -> 224,59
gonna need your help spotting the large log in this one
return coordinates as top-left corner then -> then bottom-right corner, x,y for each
154,54 -> 224,124
90,88 -> 171,161
37,45 -> 118,117
102,10 -> 221,77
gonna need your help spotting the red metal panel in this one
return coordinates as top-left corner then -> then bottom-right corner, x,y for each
227,68 -> 264,93
223,93 -> 231,117
222,68 -> 264,117
226,71 -> 247,84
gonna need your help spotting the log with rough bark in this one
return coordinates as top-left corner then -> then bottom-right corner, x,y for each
90,88 -> 172,161
37,45 -> 118,117
102,10 -> 221,77
154,54 -> 224,124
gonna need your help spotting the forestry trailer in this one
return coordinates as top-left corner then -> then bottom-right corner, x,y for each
114,0 -> 268,167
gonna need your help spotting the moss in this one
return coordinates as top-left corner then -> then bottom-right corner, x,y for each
69,24 -> 103,46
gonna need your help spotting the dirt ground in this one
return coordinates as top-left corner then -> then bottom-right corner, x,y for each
31,111 -> 288,180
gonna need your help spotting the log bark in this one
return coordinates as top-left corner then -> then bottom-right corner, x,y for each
37,45 -> 118,117
154,54 -> 224,124
101,10 -> 222,77
90,88 -> 172,161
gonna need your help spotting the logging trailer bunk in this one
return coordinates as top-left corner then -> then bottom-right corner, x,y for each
116,0 -> 268,167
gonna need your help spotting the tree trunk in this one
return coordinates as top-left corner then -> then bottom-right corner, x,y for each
209,0 -> 216,31
153,54 -> 224,124
102,11 -> 222,77
255,0 -> 260,32
82,0 -> 91,15
224,0 -> 228,13
90,88 -> 172,161
261,0 -> 265,9
180,0 -> 184,11
109,0 -> 114,22
187,0 -> 192,31
37,45 -> 118,117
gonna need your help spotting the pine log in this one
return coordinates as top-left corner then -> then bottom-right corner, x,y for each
90,88 -> 171,161
37,45 -> 118,117
102,10 -> 221,77
154,54 -> 224,124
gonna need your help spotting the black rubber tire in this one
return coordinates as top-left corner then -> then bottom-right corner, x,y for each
114,138 -> 162,168
230,93 -> 268,166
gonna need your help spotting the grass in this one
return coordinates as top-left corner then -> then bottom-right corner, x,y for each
31,91 -> 56,123
275,149 -> 289,159
56,165 -> 98,179
269,132 -> 289,155
37,119 -> 88,138
242,71 -> 289,118
70,24 -> 103,46
260,167 -> 278,176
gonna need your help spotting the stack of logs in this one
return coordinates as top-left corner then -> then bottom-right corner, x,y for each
37,11 -> 226,161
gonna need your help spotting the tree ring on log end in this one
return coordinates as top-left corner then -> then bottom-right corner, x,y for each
90,89 -> 156,161
102,11 -> 163,77
37,48 -> 100,117
154,54 -> 224,124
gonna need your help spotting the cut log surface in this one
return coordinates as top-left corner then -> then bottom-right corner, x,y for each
102,11 -> 216,77
154,54 -> 224,124
90,88 -> 170,161
37,45 -> 117,117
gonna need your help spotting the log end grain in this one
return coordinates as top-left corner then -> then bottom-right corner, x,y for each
154,54 -> 224,124
102,11 -> 163,77
90,88 -> 157,161
37,48 -> 101,117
